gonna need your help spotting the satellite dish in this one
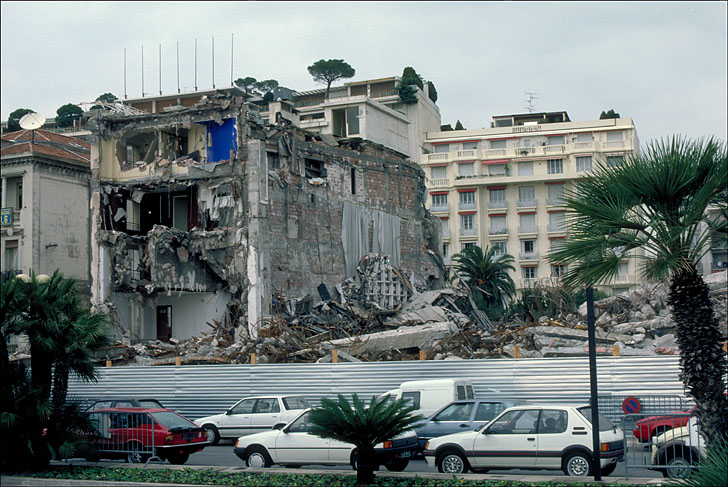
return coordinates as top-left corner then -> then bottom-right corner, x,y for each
19,112 -> 46,130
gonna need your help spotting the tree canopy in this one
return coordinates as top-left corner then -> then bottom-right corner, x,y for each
96,93 -> 118,103
56,103 -> 84,128
307,59 -> 355,98
455,120 -> 465,130
452,245 -> 516,314
234,76 -> 257,94
7,108 -> 35,132
600,109 -> 620,119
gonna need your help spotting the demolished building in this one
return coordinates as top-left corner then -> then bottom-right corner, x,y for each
87,92 -> 444,346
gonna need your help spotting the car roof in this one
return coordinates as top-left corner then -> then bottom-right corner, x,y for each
91,407 -> 174,413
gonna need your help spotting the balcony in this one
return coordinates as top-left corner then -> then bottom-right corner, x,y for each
548,224 -> 567,233
543,145 -> 566,154
430,178 -> 449,187
547,197 -> 566,206
519,251 -> 540,260
426,153 -> 450,162
483,149 -> 507,159
517,199 -> 536,208
518,226 -> 537,234
488,200 -> 507,209
604,140 -> 625,150
459,201 -> 476,211
488,227 -> 508,235
574,141 -> 595,151
430,204 -> 449,213
460,227 -> 477,237
456,150 -> 477,160
614,274 -> 630,283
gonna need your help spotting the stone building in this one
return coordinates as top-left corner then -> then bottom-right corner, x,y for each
87,92 -> 442,344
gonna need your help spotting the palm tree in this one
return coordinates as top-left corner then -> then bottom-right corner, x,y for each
308,394 -> 423,485
452,245 -> 516,311
549,136 -> 727,447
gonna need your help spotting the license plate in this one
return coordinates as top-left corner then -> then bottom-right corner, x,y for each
182,433 -> 195,440
400,450 -> 412,458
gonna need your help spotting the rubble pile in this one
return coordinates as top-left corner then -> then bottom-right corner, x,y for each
12,265 -> 723,366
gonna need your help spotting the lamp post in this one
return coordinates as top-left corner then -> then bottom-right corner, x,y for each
586,285 -> 602,480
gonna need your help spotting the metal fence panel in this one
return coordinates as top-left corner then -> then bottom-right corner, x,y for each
89,410 -> 161,464
67,356 -> 686,422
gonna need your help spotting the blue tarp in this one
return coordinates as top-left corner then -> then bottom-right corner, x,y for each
202,118 -> 237,163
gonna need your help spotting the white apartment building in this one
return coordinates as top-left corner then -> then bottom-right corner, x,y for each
422,111 -> 641,295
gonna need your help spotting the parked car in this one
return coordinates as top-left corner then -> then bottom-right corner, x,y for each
195,395 -> 310,445
415,399 -> 516,452
85,398 -> 165,411
379,379 -> 475,418
650,416 -> 705,479
633,406 -> 696,442
233,409 -> 419,471
423,405 -> 624,476
88,407 -> 208,464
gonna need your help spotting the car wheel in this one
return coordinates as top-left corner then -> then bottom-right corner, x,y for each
203,425 -> 220,446
563,452 -> 592,476
664,457 -> 693,479
384,459 -> 409,472
350,449 -> 379,471
437,451 -> 468,474
166,452 -> 190,465
126,442 -> 147,464
600,462 -> 617,476
245,446 -> 273,468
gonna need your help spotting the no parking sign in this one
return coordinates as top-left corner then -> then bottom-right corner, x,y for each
622,396 -> 642,414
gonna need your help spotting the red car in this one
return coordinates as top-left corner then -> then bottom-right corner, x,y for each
632,406 -> 696,443
89,407 -> 209,464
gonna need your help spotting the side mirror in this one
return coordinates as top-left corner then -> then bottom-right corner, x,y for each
273,423 -> 286,430
226,409 -> 233,415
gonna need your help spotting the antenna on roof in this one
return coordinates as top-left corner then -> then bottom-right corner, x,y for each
524,92 -> 538,113
212,36 -> 216,89
19,112 -> 46,144
194,39 -> 198,91
177,41 -> 180,93
230,33 -> 234,87
123,48 -> 127,99
158,43 -> 162,95
141,45 -> 145,97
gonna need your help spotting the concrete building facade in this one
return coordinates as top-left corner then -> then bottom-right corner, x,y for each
87,91 -> 442,345
421,111 -> 641,295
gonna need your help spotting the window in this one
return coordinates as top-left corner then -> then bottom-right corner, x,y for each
431,193 -> 447,208
282,397 -> 310,410
518,161 -> 533,176
463,141 -> 478,150
442,243 -> 449,258
434,144 -> 450,153
254,398 -> 280,413
491,240 -> 507,256
456,385 -> 466,400
489,215 -> 506,234
346,106 -> 360,135
522,266 -> 537,279
576,132 -> 593,142
607,156 -> 623,168
550,238 -> 566,252
547,159 -> 563,174
576,156 -> 592,172
461,213 -> 474,231
402,392 -> 421,409
458,163 -> 474,177
519,213 -> 536,233
539,410 -> 568,434
304,158 -> 327,178
547,135 -> 565,145
549,212 -> 566,231
551,264 -> 568,277
230,399 -> 256,415
618,262 -> 629,279
518,186 -> 535,206
462,242 -> 476,250
287,412 -> 312,433
607,131 -> 623,141
490,139 -> 507,149
488,164 -> 506,176
434,403 -> 473,422
475,402 -> 508,422
547,184 -> 564,205
430,166 -> 446,180
488,409 -> 539,434
459,191 -> 475,207
522,240 -> 535,254
488,188 -> 505,207
4,240 -> 19,271
441,218 -> 449,238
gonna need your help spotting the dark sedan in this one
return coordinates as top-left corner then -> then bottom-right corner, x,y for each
415,399 -> 516,451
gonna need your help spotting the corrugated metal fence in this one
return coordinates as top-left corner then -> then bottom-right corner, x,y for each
68,356 -> 688,422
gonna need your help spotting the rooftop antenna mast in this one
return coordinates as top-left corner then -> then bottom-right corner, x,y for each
230,33 -> 234,87
158,43 -> 162,95
141,45 -> 145,97
176,41 -> 180,93
194,39 -> 198,91
524,92 -> 538,113
123,48 -> 127,99
212,36 -> 216,89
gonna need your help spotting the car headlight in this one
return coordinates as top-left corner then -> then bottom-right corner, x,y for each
383,441 -> 392,449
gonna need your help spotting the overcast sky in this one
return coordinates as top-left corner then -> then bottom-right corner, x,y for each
2,1 -> 726,146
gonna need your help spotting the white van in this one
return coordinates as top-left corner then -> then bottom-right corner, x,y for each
380,379 -> 475,418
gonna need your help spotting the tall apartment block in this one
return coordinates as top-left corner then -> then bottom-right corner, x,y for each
421,111 -> 640,295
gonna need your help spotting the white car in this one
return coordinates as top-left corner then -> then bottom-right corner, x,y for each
650,416 -> 705,479
233,409 -> 419,471
195,395 -> 309,445
423,405 -> 624,476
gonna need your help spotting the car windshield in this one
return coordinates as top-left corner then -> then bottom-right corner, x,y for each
150,411 -> 196,430
577,407 -> 616,431
139,400 -> 163,408
282,397 -> 310,410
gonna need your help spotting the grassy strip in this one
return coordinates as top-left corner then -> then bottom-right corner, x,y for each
13,466 -> 644,487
